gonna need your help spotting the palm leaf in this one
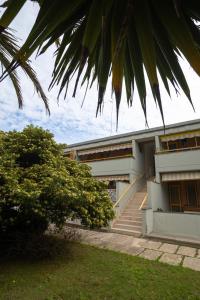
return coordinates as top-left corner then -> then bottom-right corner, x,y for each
0,50 -> 23,108
1,0 -> 200,125
0,29 -> 49,112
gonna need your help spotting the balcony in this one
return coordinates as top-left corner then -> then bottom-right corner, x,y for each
155,148 -> 200,174
86,157 -> 134,177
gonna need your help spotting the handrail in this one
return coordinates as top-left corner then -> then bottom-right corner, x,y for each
113,173 -> 144,208
139,193 -> 148,210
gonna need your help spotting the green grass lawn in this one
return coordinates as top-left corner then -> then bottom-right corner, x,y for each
1,238 -> 200,300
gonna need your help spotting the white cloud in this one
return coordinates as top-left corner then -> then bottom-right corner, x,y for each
0,2 -> 200,144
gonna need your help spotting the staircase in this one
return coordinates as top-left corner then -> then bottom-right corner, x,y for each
111,185 -> 147,237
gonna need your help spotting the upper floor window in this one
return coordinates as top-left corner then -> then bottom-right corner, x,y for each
79,147 -> 132,162
160,131 -> 200,152
78,143 -> 133,162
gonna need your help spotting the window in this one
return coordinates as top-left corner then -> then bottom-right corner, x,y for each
169,184 -> 182,212
108,181 -> 116,189
168,141 -> 178,150
79,147 -> 132,161
186,182 -> 198,208
162,136 -> 199,152
180,138 -> 187,147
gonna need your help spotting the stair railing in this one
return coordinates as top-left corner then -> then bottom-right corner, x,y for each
139,193 -> 148,210
113,173 -> 144,213
113,174 -> 144,217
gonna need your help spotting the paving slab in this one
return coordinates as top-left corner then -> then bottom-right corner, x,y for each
82,232 -> 115,245
138,240 -> 162,250
106,242 -> 131,253
74,229 -> 200,272
139,249 -> 162,261
159,243 -> 178,254
177,246 -> 197,257
110,234 -> 134,245
159,253 -> 183,266
183,257 -> 200,271
131,237 -> 147,247
83,237 -> 106,247
197,249 -> 200,258
124,246 -> 145,256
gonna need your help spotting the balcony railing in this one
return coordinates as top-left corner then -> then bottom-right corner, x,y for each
156,145 -> 200,154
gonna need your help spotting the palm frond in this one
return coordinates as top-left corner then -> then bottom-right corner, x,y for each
0,29 -> 49,112
1,0 -> 200,124
0,49 -> 23,108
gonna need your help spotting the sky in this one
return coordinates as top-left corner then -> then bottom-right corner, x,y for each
0,2 -> 200,144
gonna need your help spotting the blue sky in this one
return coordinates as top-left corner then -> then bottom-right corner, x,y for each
0,2 -> 200,144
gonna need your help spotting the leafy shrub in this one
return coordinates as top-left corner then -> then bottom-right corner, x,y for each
0,126 -> 114,238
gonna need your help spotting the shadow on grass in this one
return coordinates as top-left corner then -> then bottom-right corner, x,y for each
0,227 -> 81,263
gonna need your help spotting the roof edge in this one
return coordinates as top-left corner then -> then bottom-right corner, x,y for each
66,118 -> 200,149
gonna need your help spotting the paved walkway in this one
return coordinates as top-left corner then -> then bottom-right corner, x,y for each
75,228 -> 200,272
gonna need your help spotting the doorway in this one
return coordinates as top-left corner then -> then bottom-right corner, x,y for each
143,141 -> 156,180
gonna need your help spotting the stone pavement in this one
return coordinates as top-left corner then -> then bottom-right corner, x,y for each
75,228 -> 200,272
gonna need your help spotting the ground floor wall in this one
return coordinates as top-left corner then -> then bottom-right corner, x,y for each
116,181 -> 129,200
152,211 -> 200,239
144,181 -> 200,240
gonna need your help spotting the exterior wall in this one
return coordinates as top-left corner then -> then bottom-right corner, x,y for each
153,212 -> 200,239
84,141 -> 145,183
147,181 -> 169,211
143,208 -> 153,235
143,142 -> 155,179
132,140 -> 145,179
85,157 -> 134,177
155,149 -> 200,182
117,181 -> 129,200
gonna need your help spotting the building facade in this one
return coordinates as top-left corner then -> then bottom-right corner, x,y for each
65,119 -> 200,241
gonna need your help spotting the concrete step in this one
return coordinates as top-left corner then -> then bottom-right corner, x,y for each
120,218 -> 142,223
126,204 -> 142,207
119,216 -> 142,222
125,207 -> 141,210
127,201 -> 143,204
115,219 -> 142,226
120,215 -> 142,220
123,209 -> 142,212
110,185 -> 146,237
113,223 -> 142,231
111,227 -> 142,237
127,200 -> 145,204
128,198 -> 144,203
134,192 -> 146,196
121,216 -> 142,220
122,212 -> 143,217
125,208 -> 141,211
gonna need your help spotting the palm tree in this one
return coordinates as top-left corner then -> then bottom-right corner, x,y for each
0,0 -> 200,123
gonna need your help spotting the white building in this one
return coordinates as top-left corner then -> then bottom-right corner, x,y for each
65,119 -> 200,241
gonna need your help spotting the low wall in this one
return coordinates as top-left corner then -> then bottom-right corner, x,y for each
147,181 -> 169,211
117,181 -> 129,200
153,212 -> 200,239
142,208 -> 153,235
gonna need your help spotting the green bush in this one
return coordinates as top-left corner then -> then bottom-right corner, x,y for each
0,126 -> 114,238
